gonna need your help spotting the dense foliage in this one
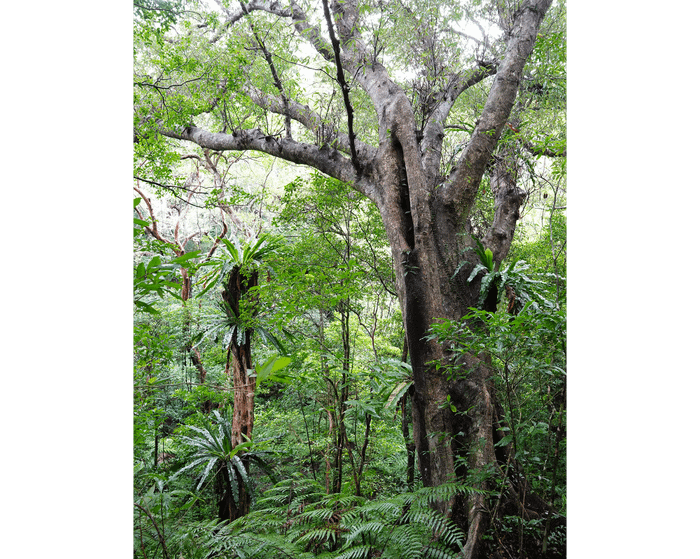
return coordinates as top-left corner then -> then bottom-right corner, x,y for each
134,0 -> 566,557
133,170 -> 566,556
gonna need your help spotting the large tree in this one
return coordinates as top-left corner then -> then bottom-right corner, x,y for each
134,0 -> 563,553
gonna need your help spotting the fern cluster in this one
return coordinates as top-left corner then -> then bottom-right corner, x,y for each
213,475 -> 487,559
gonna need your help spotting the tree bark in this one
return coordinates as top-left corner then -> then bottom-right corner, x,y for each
399,335 -> 415,491
220,265 -> 258,519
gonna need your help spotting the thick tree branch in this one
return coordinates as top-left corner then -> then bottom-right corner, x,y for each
438,0 -> 553,218
160,125 -> 379,203
241,83 -> 375,159
421,62 -> 499,183
329,0 -> 366,53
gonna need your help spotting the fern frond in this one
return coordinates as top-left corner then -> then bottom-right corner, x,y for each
400,509 -> 464,547
352,498 -> 402,518
343,521 -> 385,545
213,477 -> 478,559
228,532 -> 313,559
296,507 -> 337,523
421,544 -> 462,559
189,520 -> 315,559
386,524 -> 423,558
465,262 -> 487,283
413,481 -> 486,505
317,492 -> 367,509
332,544 -> 372,559
295,527 -> 338,547
197,457 -> 218,491
254,476 -> 324,509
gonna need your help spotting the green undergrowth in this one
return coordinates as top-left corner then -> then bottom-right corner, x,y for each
135,474 -> 488,559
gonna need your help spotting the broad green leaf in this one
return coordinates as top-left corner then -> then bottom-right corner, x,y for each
384,380 -> 411,409
171,250 -> 201,263
484,248 -> 493,271
466,263 -> 486,283
255,354 -> 292,388
222,238 -> 240,262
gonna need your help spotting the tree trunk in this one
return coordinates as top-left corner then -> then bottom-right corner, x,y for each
354,4 -> 552,553
330,376 -> 346,494
220,265 -> 258,520
215,461 -> 232,522
331,300 -> 352,494
399,335 -> 415,491
400,390 -> 415,492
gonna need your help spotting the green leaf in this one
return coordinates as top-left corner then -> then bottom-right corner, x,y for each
222,238 -> 241,263
466,263 -> 486,284
466,235 -> 495,272
484,248 -> 493,271
254,354 -> 292,388
384,380 -> 412,409
134,300 -> 159,314
171,250 -> 201,263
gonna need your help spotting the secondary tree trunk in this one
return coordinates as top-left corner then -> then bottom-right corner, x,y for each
219,265 -> 258,520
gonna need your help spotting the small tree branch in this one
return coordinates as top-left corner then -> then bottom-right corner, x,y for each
521,138 -> 566,158
198,0 -> 338,67
240,0 -> 293,139
134,503 -> 170,559
134,185 -> 168,244
321,0 -> 361,175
